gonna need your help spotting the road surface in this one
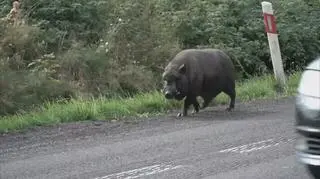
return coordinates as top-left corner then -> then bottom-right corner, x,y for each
0,97 -> 314,179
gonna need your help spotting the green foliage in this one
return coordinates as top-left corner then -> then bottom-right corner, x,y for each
20,0 -> 109,51
57,46 -> 157,97
0,71 -> 75,115
0,0 -> 319,116
274,0 -> 320,73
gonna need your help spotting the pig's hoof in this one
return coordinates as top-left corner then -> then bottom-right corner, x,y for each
226,107 -> 234,112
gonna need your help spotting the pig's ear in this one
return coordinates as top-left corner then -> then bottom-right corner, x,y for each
178,64 -> 186,74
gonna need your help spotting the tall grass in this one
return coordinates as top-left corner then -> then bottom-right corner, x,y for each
0,72 -> 302,133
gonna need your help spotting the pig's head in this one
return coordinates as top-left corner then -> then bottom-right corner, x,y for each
162,63 -> 188,101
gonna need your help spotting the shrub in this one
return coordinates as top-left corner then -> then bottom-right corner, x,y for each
0,70 -> 75,116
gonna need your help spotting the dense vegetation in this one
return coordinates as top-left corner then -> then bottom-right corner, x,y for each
0,0 -> 319,116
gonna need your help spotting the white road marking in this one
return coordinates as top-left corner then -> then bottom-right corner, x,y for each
93,138 -> 294,179
94,164 -> 184,179
218,138 -> 292,154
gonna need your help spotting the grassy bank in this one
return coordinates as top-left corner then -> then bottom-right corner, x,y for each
0,72 -> 302,133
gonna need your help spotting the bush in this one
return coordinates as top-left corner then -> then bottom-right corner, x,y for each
0,71 -> 75,116
171,0 -> 320,78
57,45 -> 157,97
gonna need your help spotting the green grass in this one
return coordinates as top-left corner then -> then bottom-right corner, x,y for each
0,72 -> 302,133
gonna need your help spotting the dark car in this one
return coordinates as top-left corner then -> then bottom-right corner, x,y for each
295,57 -> 320,179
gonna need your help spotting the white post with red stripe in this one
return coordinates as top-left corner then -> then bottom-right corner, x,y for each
261,1 -> 286,88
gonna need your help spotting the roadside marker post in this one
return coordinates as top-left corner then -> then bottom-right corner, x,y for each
261,1 -> 286,90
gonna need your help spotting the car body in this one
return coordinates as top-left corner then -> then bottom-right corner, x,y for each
295,57 -> 320,178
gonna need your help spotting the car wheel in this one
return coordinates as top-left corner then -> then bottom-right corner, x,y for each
307,165 -> 320,179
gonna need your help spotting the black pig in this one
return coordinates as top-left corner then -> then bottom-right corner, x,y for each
162,48 -> 236,117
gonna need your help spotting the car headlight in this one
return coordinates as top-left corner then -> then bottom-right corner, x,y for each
296,69 -> 320,119
298,70 -> 320,98
296,94 -> 320,119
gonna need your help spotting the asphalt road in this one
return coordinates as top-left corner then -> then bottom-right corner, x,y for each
0,97 -> 314,179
